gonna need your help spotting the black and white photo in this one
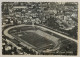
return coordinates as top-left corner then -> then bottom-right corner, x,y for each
2,2 -> 78,55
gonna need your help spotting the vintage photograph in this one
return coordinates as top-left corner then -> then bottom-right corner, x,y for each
2,2 -> 78,55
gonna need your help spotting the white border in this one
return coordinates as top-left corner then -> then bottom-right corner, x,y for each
0,0 -> 80,57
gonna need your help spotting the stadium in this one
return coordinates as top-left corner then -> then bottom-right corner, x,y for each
2,2 -> 78,55
3,25 -> 60,54
3,24 -> 77,55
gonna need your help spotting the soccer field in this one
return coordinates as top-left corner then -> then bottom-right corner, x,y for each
9,26 -> 59,51
11,30 -> 58,50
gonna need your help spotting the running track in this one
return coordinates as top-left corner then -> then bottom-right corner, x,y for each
3,24 -> 77,43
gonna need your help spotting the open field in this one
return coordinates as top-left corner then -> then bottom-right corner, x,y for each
9,27 -> 59,51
